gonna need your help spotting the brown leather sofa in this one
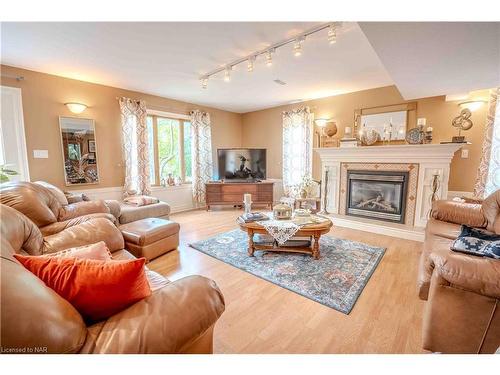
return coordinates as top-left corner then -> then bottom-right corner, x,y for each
418,190 -> 500,353
0,181 -> 118,237
0,203 -> 225,353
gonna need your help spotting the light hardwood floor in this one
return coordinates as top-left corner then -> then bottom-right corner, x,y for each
148,208 -> 426,354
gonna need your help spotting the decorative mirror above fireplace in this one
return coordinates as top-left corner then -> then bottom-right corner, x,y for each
59,116 -> 99,185
354,102 -> 417,143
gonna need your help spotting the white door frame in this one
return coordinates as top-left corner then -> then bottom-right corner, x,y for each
0,86 -> 30,181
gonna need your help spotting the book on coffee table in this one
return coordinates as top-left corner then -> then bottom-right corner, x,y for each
237,212 -> 269,223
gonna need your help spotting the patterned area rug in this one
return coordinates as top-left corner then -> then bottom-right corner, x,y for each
190,229 -> 385,314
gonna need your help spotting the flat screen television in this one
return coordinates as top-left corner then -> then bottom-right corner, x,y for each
217,148 -> 266,181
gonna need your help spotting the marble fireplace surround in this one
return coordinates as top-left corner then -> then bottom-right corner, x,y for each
315,144 -> 463,241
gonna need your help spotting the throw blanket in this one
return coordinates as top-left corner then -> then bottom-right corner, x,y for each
451,225 -> 500,259
123,195 -> 159,207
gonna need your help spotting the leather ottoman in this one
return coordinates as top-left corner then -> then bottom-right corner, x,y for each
120,218 -> 180,261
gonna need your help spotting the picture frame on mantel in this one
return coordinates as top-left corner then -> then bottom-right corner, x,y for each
354,102 -> 417,145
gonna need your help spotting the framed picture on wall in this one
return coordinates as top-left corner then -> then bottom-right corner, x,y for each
88,140 -> 96,152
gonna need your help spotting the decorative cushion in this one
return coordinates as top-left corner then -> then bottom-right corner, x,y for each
451,225 -> 500,259
13,254 -> 151,322
123,195 -> 160,207
34,181 -> 68,206
45,241 -> 112,261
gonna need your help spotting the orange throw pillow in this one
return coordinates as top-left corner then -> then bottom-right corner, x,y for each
14,254 -> 151,322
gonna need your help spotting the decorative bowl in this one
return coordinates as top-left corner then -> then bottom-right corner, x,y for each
361,128 -> 380,145
405,127 -> 424,144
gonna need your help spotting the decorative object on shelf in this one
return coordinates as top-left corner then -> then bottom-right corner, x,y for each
344,126 -> 353,138
451,108 -> 474,143
316,119 -> 338,148
424,126 -> 433,144
273,203 -> 293,220
166,173 -> 175,186
243,193 -> 252,214
339,138 -> 358,148
174,176 -> 183,185
360,128 -> 380,146
405,127 -> 424,144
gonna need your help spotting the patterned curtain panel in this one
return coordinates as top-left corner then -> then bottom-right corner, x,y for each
118,97 -> 151,197
190,110 -> 213,204
474,88 -> 500,198
282,107 -> 313,194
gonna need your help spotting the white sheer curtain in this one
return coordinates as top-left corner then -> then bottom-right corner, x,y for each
190,110 -> 213,204
474,88 -> 500,198
118,97 -> 151,197
282,107 -> 313,194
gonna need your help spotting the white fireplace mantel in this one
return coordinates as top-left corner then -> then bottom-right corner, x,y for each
315,143 -> 462,163
315,143 -> 464,238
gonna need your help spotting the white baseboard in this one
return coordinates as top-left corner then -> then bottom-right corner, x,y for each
327,213 -> 425,242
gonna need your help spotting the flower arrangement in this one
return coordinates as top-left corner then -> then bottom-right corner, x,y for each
289,174 -> 316,199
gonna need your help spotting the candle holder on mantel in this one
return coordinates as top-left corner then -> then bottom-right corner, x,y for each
243,193 -> 252,215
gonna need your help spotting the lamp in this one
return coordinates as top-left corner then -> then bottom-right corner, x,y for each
314,118 -> 329,127
458,100 -> 486,112
65,102 -> 87,114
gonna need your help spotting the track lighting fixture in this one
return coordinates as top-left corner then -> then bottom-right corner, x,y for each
247,56 -> 256,72
198,22 -> 341,89
200,76 -> 208,89
293,37 -> 304,57
224,66 -> 231,82
266,49 -> 274,67
328,24 -> 337,44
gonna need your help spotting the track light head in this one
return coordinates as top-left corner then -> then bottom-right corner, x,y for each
200,76 -> 208,89
293,37 -> 304,57
328,24 -> 337,44
247,56 -> 256,72
224,66 -> 231,82
266,49 -> 274,67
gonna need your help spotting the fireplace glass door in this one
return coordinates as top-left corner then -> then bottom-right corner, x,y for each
346,171 -> 408,223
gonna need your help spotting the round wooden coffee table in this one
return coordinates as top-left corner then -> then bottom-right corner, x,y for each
238,218 -> 333,260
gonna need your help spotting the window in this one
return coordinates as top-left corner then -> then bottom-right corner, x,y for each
147,114 -> 191,185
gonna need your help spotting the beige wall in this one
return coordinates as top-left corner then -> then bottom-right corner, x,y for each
1,65 -> 243,190
241,85 -> 489,192
1,64 -> 488,193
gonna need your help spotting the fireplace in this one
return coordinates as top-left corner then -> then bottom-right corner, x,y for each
346,170 -> 409,223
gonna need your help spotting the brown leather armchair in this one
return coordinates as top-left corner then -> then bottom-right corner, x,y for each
418,190 -> 500,353
0,204 -> 225,353
0,181 -> 118,236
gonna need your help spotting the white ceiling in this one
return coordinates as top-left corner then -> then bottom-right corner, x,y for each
2,22 -> 499,113
359,22 -> 500,100
1,22 -> 394,113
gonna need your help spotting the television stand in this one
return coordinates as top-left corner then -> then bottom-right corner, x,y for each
205,181 -> 274,211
